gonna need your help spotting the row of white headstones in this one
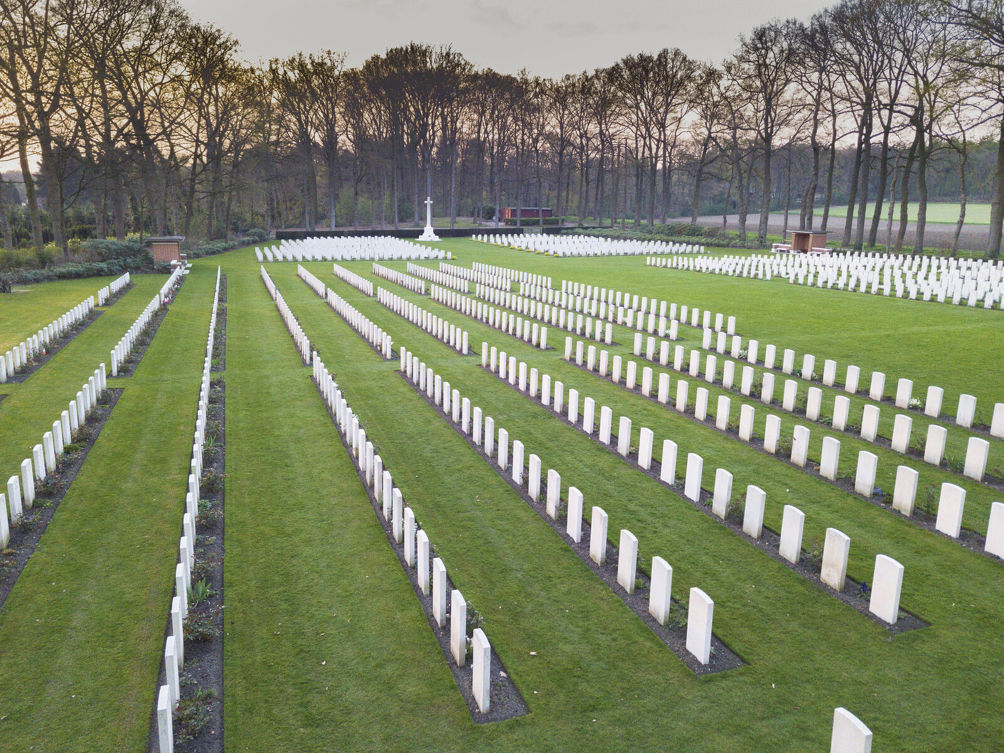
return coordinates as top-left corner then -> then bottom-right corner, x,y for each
295,265 -> 394,359
156,268 -> 222,753
654,250 -> 1004,310
468,260 -> 552,289
0,364 -> 107,548
406,261 -> 470,294
331,262 -> 375,296
95,271 -> 131,306
484,342 -> 909,624
474,233 -> 707,257
486,263 -> 996,432
564,336 -> 1004,559
263,236 -> 446,263
371,262 -> 427,295
377,287 -> 469,355
1,272 -> 184,547
271,265 -> 498,713
1,297 -> 94,383
474,282 -> 614,344
110,269 -> 185,379
626,333 -> 1001,484
430,284 -> 550,350
398,342 -> 719,665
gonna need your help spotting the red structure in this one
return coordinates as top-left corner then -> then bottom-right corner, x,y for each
500,207 -> 553,220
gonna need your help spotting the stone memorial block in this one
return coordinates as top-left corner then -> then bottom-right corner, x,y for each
688,349 -> 701,378
20,459 -> 35,508
704,355 -> 717,384
673,345 -> 684,371
416,530 -> 431,593
889,414 -> 911,454
740,366 -> 754,396
747,339 -> 759,364
964,437 -> 990,481
157,686 -> 174,753
782,348 -> 795,374
546,469 -> 561,518
956,393 -> 977,428
845,365 -> 860,395
791,425 -> 810,467
854,451 -> 878,497
43,433 -> 56,474
498,428 -> 509,470
924,424 -> 946,465
695,387 -> 709,421
923,385 -> 944,418
990,403 -> 1004,439
890,465 -> 919,516
472,628 -> 491,712
617,529 -> 639,594
895,378 -> 913,409
648,556 -> 673,625
779,505 -> 805,563
657,373 -> 670,404
764,414 -> 781,454
61,410 -> 71,443
869,554 -> 904,625
528,455 -> 542,500
589,506 -> 609,564
832,395 -> 850,431
820,436 -> 841,480
392,489 -> 404,543
806,387 -> 823,421
823,359 -> 837,386
484,417 -> 495,457
686,587 -> 714,665
568,389 -> 579,424
451,389 -> 461,422
684,453 -> 703,502
583,398 -> 595,434
433,558 -> 447,627
541,375 -> 551,406
638,428 -> 654,470
782,379 -> 798,412
821,528 -> 851,590
32,444 -> 46,482
855,405 -> 880,444
612,355 -> 622,383
712,469 -> 733,518
742,485 -> 766,539
761,372 -> 775,405
716,396 -> 731,431
450,589 -> 467,666
641,366 -> 653,396
599,406 -> 613,444
936,483 -> 965,538
722,360 -> 735,389
472,407 -> 483,446
567,487 -> 583,543
985,502 -> 1004,558
553,381 -> 564,414
675,379 -> 688,413
764,344 -> 776,369
512,441 -> 525,484
661,440 -> 678,485
802,354 -> 816,380
575,340 -> 584,365
404,508 -> 416,566
869,371 -> 886,401
830,707 -> 872,753
382,472 -> 393,520
739,404 -> 755,442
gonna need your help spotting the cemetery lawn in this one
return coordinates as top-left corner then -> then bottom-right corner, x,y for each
0,243 -> 1000,752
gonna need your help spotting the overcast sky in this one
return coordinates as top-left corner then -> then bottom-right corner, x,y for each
176,0 -> 833,76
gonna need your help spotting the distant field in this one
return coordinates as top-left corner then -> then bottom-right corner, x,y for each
815,201 -> 991,225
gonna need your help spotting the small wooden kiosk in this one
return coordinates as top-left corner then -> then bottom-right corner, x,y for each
148,236 -> 185,264
790,230 -> 828,253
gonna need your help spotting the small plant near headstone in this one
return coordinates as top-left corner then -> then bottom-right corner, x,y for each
36,477 -> 58,497
737,349 -> 748,360
857,580 -> 871,599
665,611 -> 687,630
943,453 -> 964,473
173,688 -> 216,742
873,486 -> 889,504
191,554 -> 220,583
776,437 -> 793,457
908,397 -> 923,409
725,497 -> 743,524
62,442 -> 81,454
804,538 -> 824,569
200,470 -> 225,493
727,416 -> 741,434
210,374 -> 223,386
198,499 -> 223,528
918,484 -> 938,515
188,578 -> 212,606
184,605 -> 223,642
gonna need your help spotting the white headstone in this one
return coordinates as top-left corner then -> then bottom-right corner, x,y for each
821,527 -> 851,591
617,529 -> 638,593
685,587 -> 714,665
869,554 -> 904,625
830,707 -> 873,753
779,505 -> 804,564
649,556 -> 673,625
936,483 -> 965,538
590,506 -> 608,564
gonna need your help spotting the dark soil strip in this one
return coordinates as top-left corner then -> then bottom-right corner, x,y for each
630,348 -> 1004,490
147,332 -> 226,752
102,281 -> 134,307
399,369 -> 745,674
211,275 -> 227,372
481,362 -> 933,634
317,379 -> 529,722
0,388 -> 124,610
565,355 -> 998,563
4,310 -> 104,384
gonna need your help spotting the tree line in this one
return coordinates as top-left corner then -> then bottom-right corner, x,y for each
2,0 -> 1003,256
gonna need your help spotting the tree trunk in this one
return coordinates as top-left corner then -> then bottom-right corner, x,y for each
757,141 -> 771,245
896,128 -> 920,253
867,128 -> 891,246
988,115 -> 1004,258
17,129 -> 43,250
821,113 -> 838,232
914,131 -> 929,256
843,108 -> 869,246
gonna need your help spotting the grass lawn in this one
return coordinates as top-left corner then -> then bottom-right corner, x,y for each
0,241 -> 1000,752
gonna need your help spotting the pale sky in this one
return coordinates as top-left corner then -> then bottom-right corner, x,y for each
177,0 -> 833,76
